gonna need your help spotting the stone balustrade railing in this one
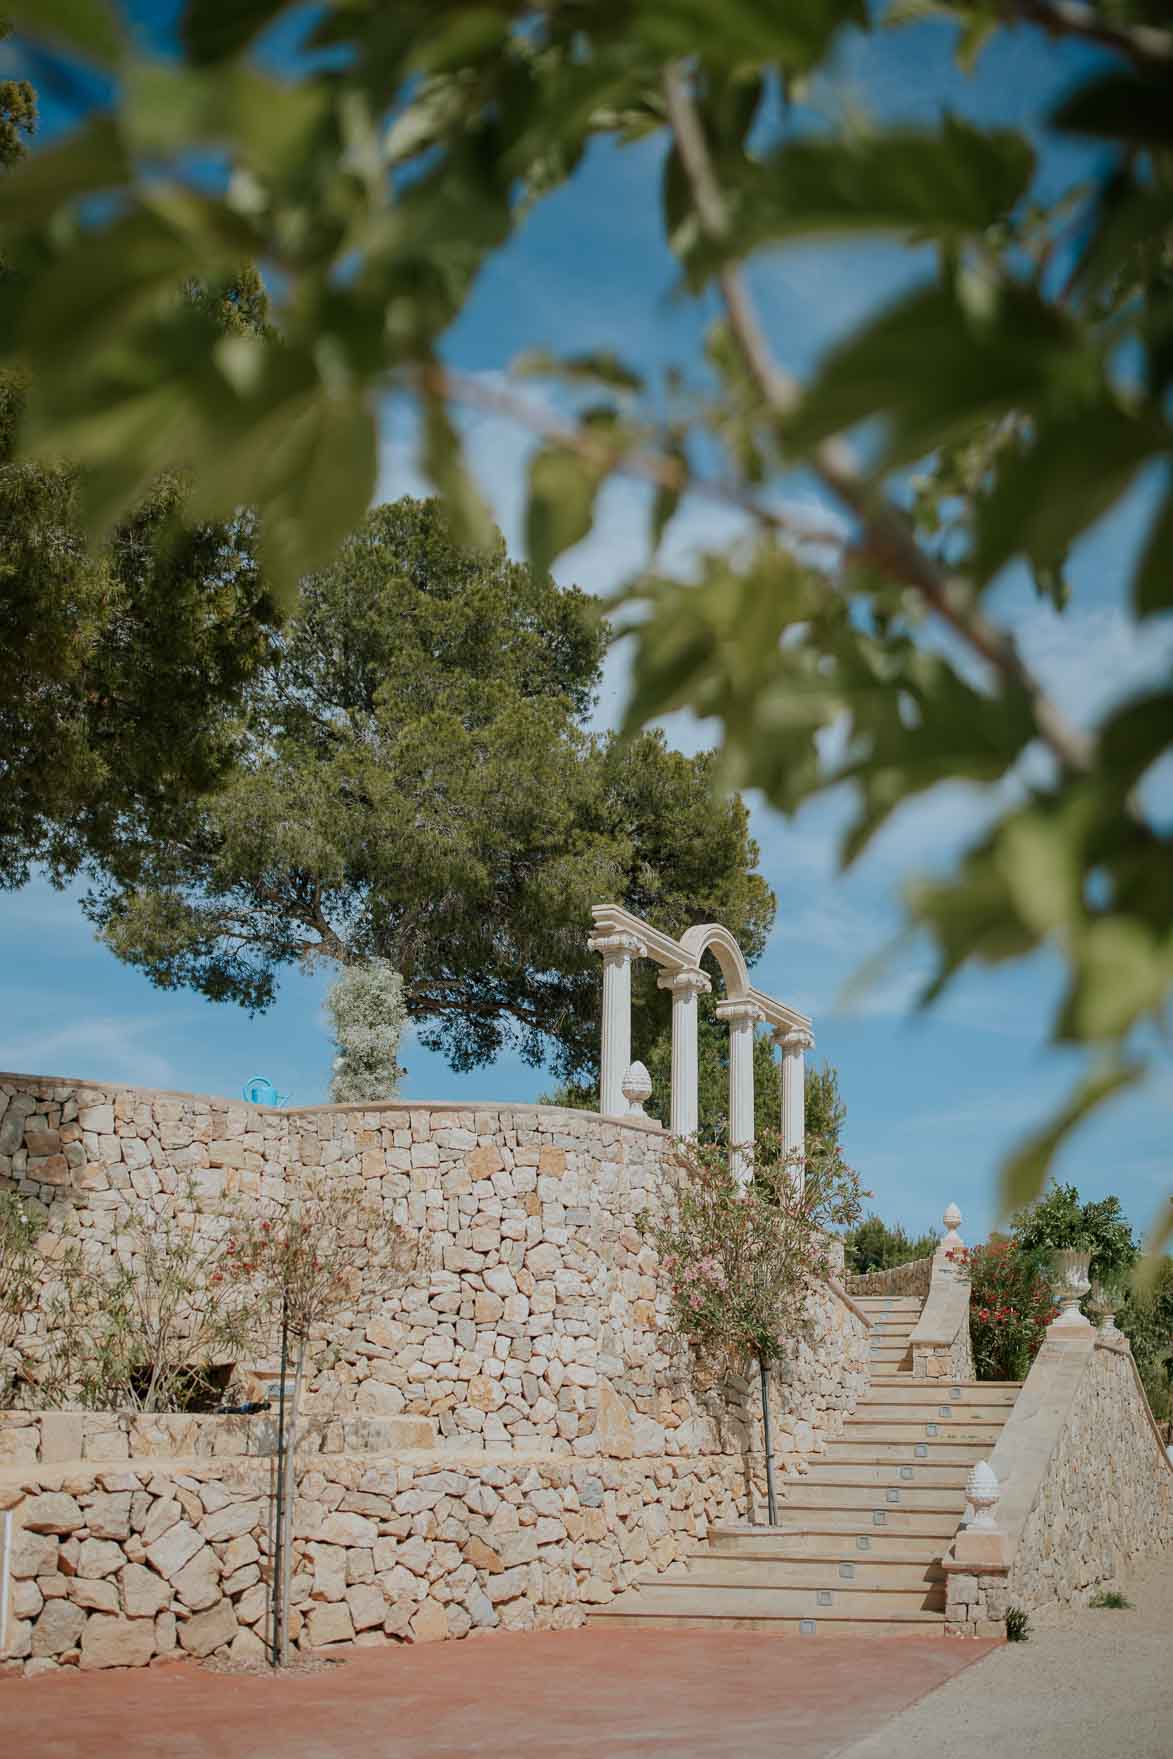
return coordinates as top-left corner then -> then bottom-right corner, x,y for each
943,1312 -> 1173,1633
908,1209 -> 974,1381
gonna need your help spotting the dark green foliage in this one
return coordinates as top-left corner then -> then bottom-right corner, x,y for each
1088,1589 -> 1131,1610
1010,1183 -> 1139,1282
90,497 -> 774,1082
844,1215 -> 939,1277
1116,1258 -> 1173,1424
1005,1606 -> 1031,1642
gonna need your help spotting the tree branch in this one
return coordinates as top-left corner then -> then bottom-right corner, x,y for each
1008,0 -> 1172,67
661,62 -> 1096,779
405,362 -> 851,556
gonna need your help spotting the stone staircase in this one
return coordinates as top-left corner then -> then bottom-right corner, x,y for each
592,1294 -> 1022,1636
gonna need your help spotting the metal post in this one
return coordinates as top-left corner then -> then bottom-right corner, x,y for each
759,1356 -> 778,1527
270,1292 -> 289,1667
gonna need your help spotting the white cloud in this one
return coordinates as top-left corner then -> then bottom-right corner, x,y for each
0,1016 -> 180,1090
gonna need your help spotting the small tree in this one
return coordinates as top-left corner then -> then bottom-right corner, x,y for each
642,1132 -> 863,1522
224,1177 -> 414,1664
844,1214 -> 939,1277
326,959 -> 407,1104
41,1186 -> 258,1411
0,1189 -> 39,1403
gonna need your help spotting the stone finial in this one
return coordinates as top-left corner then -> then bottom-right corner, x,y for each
621,1061 -> 653,1118
1050,1248 -> 1093,1328
941,1204 -> 963,1251
966,1459 -> 1001,1532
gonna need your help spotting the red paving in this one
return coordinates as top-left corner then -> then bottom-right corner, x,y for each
2,1629 -> 998,1759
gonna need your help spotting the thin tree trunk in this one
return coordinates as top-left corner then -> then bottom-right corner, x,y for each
277,1331 -> 308,1665
759,1356 -> 778,1526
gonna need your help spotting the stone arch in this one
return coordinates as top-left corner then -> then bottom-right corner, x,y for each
679,923 -> 750,1002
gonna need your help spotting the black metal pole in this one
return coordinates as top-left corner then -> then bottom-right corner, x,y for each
271,1292 -> 289,1668
759,1356 -> 778,1526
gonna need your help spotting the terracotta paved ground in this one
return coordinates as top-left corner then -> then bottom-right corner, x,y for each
1,1629 -> 997,1759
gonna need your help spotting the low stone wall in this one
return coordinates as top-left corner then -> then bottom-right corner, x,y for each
944,1331 -> 1173,1634
844,1257 -> 933,1299
0,1410 -> 434,1468
1,1443 -> 746,1675
909,1251 -> 973,1382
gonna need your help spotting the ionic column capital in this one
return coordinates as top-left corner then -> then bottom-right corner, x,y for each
716,1000 -> 764,1027
587,931 -> 647,965
774,1026 -> 814,1054
657,966 -> 712,995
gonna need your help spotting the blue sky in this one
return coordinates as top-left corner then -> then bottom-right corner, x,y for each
3,6 -> 1170,1244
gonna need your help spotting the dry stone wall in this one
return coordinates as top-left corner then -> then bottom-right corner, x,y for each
0,1073 -> 869,1476
2,1444 -> 748,1675
945,1336 -> 1173,1635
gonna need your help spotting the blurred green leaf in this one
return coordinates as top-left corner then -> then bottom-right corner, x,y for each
525,443 -> 605,579
420,388 -> 496,553
974,403 -> 1162,588
1133,485 -> 1173,617
182,0 -> 294,66
633,0 -> 865,71
1059,918 -> 1172,1041
999,1061 -> 1143,1219
696,119 -> 1033,275
5,0 -> 122,67
514,349 -> 644,393
123,61 -> 326,180
0,115 -> 128,227
1053,72 -> 1173,151
788,282 -> 1072,467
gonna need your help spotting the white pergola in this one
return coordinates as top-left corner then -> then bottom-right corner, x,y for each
587,902 -> 813,1187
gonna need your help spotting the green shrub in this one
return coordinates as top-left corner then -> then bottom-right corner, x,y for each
1088,1589 -> 1131,1610
1005,1606 -> 1031,1642
844,1214 -> 938,1276
1010,1184 -> 1137,1283
953,1239 -> 1057,1382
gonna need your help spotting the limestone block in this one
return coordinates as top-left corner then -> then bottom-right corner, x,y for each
172,1545 -> 222,1611
179,1598 -> 239,1657
410,1598 -> 448,1643
12,1529 -> 57,1578
201,1499 -> 266,1544
236,1583 -> 268,1627
85,1493 -> 132,1541
121,1563 -> 171,1619
307,1602 -> 355,1648
30,1598 -> 87,1657
312,1511 -> 378,1548
23,1491 -> 84,1534
77,1538 -> 125,1579
69,1577 -> 120,1614
346,1583 -> 386,1632
77,1102 -> 115,1135
78,1614 -> 157,1671
145,1520 -> 203,1580
141,1498 -> 182,1546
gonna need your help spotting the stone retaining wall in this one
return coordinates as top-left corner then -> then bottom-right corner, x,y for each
1,1444 -> 748,1675
0,1409 -> 434,1468
944,1333 -> 1173,1634
0,1074 -> 869,1477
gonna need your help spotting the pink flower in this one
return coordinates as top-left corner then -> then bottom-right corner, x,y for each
688,1292 -> 704,1310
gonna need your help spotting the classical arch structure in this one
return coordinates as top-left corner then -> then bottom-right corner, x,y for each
587,902 -> 814,1188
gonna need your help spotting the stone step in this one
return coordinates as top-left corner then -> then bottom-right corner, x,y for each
783,1481 -> 967,1512
852,1298 -> 925,1311
706,1525 -> 948,1561
854,1400 -> 1020,1428
802,1460 -> 974,1488
590,1581 -> 946,1625
684,1554 -> 946,1592
833,1429 -> 1005,1453
866,1377 -> 1022,1392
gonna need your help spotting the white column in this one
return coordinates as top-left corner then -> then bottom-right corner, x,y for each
776,1027 -> 814,1193
587,932 -> 645,1117
657,968 -> 711,1137
717,1000 -> 763,1190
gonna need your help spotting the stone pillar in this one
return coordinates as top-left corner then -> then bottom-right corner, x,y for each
657,967 -> 711,1138
776,1027 -> 814,1192
717,1000 -> 763,1190
587,931 -> 646,1117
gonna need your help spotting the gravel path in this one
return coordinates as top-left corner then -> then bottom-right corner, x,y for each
834,1555 -> 1173,1759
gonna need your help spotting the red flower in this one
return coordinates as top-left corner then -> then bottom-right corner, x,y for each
979,1307 -> 991,1321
